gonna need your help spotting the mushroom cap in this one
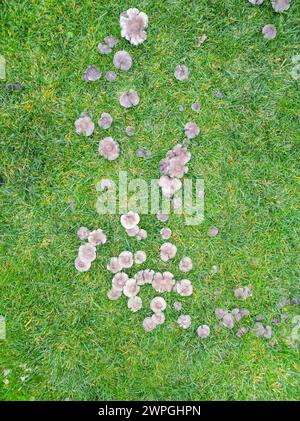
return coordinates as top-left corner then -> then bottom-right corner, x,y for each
120,211 -> 140,229
75,257 -> 91,272
113,50 -> 132,71
197,325 -> 210,338
150,297 -> 167,313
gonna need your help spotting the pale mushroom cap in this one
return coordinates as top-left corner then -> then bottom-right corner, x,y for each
83,65 -> 101,81
120,211 -> 140,229
112,272 -> 129,291
160,228 -> 172,240
248,0 -> 264,4
136,228 -> 147,240
77,226 -> 90,240
173,301 -> 182,311
119,251 -> 134,268
184,122 -> 200,139
143,317 -> 156,332
262,24 -> 277,40
123,278 -> 140,297
179,257 -> 193,272
177,315 -> 192,329
107,257 -> 122,274
197,325 -> 210,338
113,50 -> 133,71
75,116 -> 95,137
134,250 -> 147,264
128,296 -> 142,312
97,178 -> 114,191
125,126 -> 135,136
104,35 -> 118,48
88,229 -> 107,246
126,226 -> 140,237
159,175 -> 182,197
119,90 -> 140,108
75,257 -> 91,272
160,242 -> 177,261
150,297 -> 167,313
120,8 -> 148,46
174,65 -> 189,81
208,226 -> 219,237
271,0 -> 290,13
98,43 -> 112,54
152,273 -> 175,293
168,156 -> 188,179
107,288 -> 122,300
176,279 -> 193,297
152,312 -> 165,325
222,313 -> 235,329
98,112 -> 113,129
215,308 -> 227,319
105,70 -> 117,81
78,243 -> 97,262
99,137 -> 120,161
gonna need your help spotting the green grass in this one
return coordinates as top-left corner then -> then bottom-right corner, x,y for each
0,0 -> 300,401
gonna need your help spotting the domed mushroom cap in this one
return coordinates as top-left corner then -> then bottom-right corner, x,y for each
104,35 -> 118,48
150,297 -> 167,313
77,226 -> 90,240
120,211 -> 140,229
126,226 -> 140,237
75,257 -> 91,272
113,50 -> 132,71
151,312 -> 165,325
112,272 -> 129,291
262,24 -> 277,40
179,257 -> 193,273
159,176 -> 182,197
75,115 -> 95,137
177,315 -> 191,329
98,112 -> 113,129
176,279 -> 193,297
78,243 -> 97,262
105,71 -> 117,82
88,229 -> 107,246
222,313 -> 235,329
174,65 -> 189,81
119,251 -> 134,268
134,250 -> 147,264
98,43 -> 112,54
197,325 -> 210,338
160,242 -> 177,262
173,301 -> 182,311
168,156 -> 188,178
123,278 -> 140,297
120,8 -> 148,46
160,228 -> 172,240
184,122 -> 200,139
271,0 -> 290,12
99,137 -> 120,161
143,317 -> 156,332
136,228 -> 147,241
107,257 -> 122,274
215,308 -> 227,320
107,288 -> 122,300
128,296 -> 142,312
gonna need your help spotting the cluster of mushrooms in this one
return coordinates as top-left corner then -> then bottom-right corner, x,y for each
73,6 -> 281,339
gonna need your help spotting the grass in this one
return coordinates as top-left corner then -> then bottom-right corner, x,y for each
0,0 -> 300,401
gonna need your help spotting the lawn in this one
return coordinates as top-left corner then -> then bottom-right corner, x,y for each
0,0 -> 299,401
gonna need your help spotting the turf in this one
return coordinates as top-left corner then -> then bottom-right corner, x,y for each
0,0 -> 299,401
